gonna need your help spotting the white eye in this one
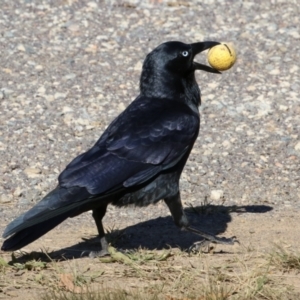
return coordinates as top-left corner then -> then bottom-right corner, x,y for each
181,50 -> 189,57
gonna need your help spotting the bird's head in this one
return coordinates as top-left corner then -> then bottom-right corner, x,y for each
164,41 -> 222,75
140,41 -> 221,99
142,41 -> 221,76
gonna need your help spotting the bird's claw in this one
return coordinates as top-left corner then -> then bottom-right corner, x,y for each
88,249 -> 110,258
80,249 -> 110,258
212,235 -> 239,245
189,236 -> 239,254
189,239 -> 213,254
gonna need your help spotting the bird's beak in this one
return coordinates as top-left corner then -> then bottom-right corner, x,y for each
191,41 -> 221,74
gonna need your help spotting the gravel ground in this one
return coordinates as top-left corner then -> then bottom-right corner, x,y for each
0,0 -> 300,231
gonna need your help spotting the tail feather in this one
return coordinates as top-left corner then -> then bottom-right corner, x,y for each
1,186 -> 91,251
1,212 -> 70,251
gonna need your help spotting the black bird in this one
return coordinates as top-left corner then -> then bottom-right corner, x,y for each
2,41 -> 237,256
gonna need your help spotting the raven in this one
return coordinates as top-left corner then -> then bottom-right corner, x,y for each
2,41 -> 237,256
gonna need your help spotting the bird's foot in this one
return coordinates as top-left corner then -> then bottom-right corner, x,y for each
188,235 -> 239,254
189,239 -> 214,253
207,234 -> 239,245
80,249 -> 110,258
185,226 -> 239,253
89,236 -> 110,258
89,249 -> 110,258
80,236 -> 110,258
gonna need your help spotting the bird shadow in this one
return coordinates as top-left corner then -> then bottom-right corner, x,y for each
10,204 -> 272,263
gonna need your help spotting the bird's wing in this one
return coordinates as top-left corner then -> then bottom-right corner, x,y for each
2,97 -> 199,241
106,97 -> 199,165
59,96 -> 199,194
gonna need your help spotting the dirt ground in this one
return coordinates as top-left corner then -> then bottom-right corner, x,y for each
1,205 -> 300,299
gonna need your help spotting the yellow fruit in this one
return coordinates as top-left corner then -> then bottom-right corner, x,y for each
207,43 -> 236,71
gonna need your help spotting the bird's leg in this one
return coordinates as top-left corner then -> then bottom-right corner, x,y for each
164,192 -> 238,253
184,226 -> 238,253
89,205 -> 109,258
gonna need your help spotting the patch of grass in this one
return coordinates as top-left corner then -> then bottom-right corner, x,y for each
41,287 -> 162,300
10,249 -> 53,271
55,257 -> 105,294
124,247 -> 173,263
0,256 -> 9,271
0,252 -> 58,297
98,246 -> 173,266
2,246 -> 300,299
269,245 -> 300,272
